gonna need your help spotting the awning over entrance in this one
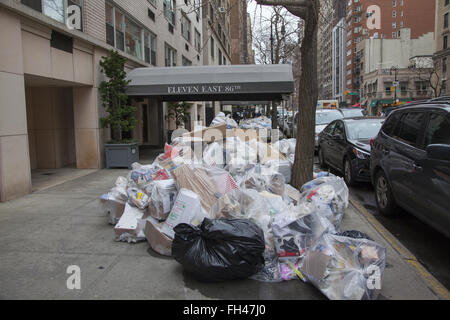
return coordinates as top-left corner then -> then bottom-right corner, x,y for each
126,64 -> 294,101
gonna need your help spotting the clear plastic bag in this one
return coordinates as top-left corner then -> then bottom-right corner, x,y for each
127,187 -> 150,210
147,179 -> 178,221
202,141 -> 225,168
105,176 -> 128,202
299,176 -> 349,229
271,138 -> 296,157
300,233 -> 386,300
272,205 -> 335,281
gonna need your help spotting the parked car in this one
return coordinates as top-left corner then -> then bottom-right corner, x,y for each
370,103 -> 450,237
312,109 -> 345,148
317,117 -> 384,185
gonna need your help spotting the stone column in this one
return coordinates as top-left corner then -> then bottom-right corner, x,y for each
0,9 -> 32,201
72,47 -> 107,169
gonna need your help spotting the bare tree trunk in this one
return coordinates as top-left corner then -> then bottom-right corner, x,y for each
291,7 -> 319,189
271,101 -> 277,129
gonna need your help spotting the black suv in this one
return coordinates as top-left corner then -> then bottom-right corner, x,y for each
370,103 -> 450,237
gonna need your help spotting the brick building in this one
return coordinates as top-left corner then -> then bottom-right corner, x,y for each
345,0 -> 436,104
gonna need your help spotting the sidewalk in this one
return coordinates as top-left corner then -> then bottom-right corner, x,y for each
0,169 -> 446,300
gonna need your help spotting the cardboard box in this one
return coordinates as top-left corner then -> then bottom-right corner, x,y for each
100,199 -> 126,225
161,188 -> 201,239
171,165 -> 218,213
182,123 -> 227,143
114,203 -> 144,238
144,218 -> 173,256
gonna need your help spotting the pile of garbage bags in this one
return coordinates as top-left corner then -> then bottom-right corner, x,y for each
239,116 -> 272,130
99,131 -> 386,300
211,112 -> 238,129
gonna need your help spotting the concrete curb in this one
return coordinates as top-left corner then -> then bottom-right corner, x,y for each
349,196 -> 450,300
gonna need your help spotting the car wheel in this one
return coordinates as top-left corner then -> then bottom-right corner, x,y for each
374,170 -> 398,216
343,158 -> 356,186
318,147 -> 327,169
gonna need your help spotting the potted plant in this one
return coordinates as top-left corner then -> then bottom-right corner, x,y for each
166,102 -> 190,143
99,50 -> 138,169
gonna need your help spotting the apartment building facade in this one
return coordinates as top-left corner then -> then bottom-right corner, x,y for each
433,0 -> 450,96
0,0 -> 231,201
344,0 -> 435,104
358,28 -> 435,114
332,18 -> 347,103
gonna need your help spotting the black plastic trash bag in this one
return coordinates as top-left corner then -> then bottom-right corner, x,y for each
172,218 -> 265,282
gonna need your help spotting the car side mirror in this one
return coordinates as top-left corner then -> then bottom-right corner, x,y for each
426,144 -> 450,161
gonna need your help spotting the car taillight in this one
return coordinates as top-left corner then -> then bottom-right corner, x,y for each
370,138 -> 374,147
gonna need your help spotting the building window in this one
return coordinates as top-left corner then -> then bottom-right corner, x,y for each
392,0 -> 396,7
444,35 -> 448,50
442,80 -> 447,93
392,22 -> 396,29
400,82 -> 408,93
165,43 -> 177,67
163,0 -> 175,25
22,0 -> 83,29
182,56 -> 192,66
445,13 -> 449,29
210,38 -> 215,59
392,10 -> 396,18
115,9 -> 125,51
125,17 -> 143,60
105,2 -> 156,63
443,57 -> 448,75
144,31 -> 157,66
392,32 -> 396,38
106,3 -> 114,46
194,29 -> 201,52
218,49 -> 223,65
148,0 -> 157,7
385,82 -> 393,94
43,0 -> 65,23
446,0 -> 450,6
181,13 -> 191,42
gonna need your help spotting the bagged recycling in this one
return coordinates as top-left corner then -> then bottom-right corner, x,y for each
272,203 -> 335,281
300,233 -> 386,300
172,218 -> 265,282
127,187 -> 150,210
299,175 -> 349,229
146,179 -> 178,221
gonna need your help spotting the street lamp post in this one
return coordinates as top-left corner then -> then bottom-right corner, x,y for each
390,66 -> 399,104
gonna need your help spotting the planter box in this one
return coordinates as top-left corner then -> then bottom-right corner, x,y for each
105,143 -> 139,169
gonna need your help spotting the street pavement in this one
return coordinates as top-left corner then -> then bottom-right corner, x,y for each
0,168 -> 447,300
